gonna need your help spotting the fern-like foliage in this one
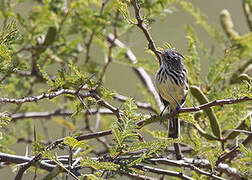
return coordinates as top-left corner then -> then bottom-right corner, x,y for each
110,98 -> 141,158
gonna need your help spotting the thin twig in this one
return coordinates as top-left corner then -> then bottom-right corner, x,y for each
0,152 -> 55,171
76,72 -> 96,93
77,93 -> 91,114
130,0 -> 158,55
98,10 -> 119,84
90,91 -> 122,119
216,133 -> 252,165
0,89 -> 82,104
84,0 -> 110,64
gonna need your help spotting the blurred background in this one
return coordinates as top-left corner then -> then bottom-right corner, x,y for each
0,0 -> 249,179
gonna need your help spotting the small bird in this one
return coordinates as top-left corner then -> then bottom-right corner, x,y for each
155,49 -> 188,138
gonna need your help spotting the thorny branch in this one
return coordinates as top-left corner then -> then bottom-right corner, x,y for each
115,155 -> 240,179
0,151 -> 241,179
2,89 -> 251,124
158,96 -> 252,123
2,84 -> 250,178
13,129 -> 112,179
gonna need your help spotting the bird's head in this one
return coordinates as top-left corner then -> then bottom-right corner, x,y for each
155,49 -> 184,66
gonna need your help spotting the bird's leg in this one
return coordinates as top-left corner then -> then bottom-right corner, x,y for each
166,106 -> 171,137
174,105 -> 182,115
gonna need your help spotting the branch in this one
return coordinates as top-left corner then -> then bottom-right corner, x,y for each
178,96 -> 252,114
116,155 -> 239,179
13,128 -> 113,179
183,157 -> 242,180
1,71 -> 96,106
138,96 -> 252,127
123,172 -> 158,180
107,33 -> 163,111
15,151 -> 45,180
21,96 -> 248,144
130,0 -> 158,54
216,132 -> 252,165
90,91 -> 122,119
132,164 -> 194,180
113,93 -> 158,114
149,158 -> 227,180
5,92 -> 252,127
10,108 -> 113,121
0,89 -> 85,104
11,109 -> 73,121
0,152 -> 55,172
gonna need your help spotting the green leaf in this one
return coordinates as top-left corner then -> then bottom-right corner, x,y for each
0,44 -> 11,63
194,124 -> 218,140
63,136 -> 88,149
225,114 -> 250,140
36,64 -> 54,87
110,98 -> 141,158
37,26 -> 57,54
190,85 -> 221,139
115,0 -> 134,24
80,157 -> 119,171
0,113 -> 11,127
0,21 -> 19,45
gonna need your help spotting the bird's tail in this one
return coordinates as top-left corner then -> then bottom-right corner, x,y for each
168,118 -> 180,138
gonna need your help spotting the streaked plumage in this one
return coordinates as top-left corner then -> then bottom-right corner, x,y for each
155,49 -> 188,138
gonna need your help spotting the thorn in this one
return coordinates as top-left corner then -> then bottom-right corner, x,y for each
25,145 -> 29,157
76,72 -> 96,93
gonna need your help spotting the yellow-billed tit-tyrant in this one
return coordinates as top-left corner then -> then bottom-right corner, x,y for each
155,49 -> 188,138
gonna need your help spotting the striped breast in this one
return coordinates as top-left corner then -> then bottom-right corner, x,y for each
155,66 -> 188,110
